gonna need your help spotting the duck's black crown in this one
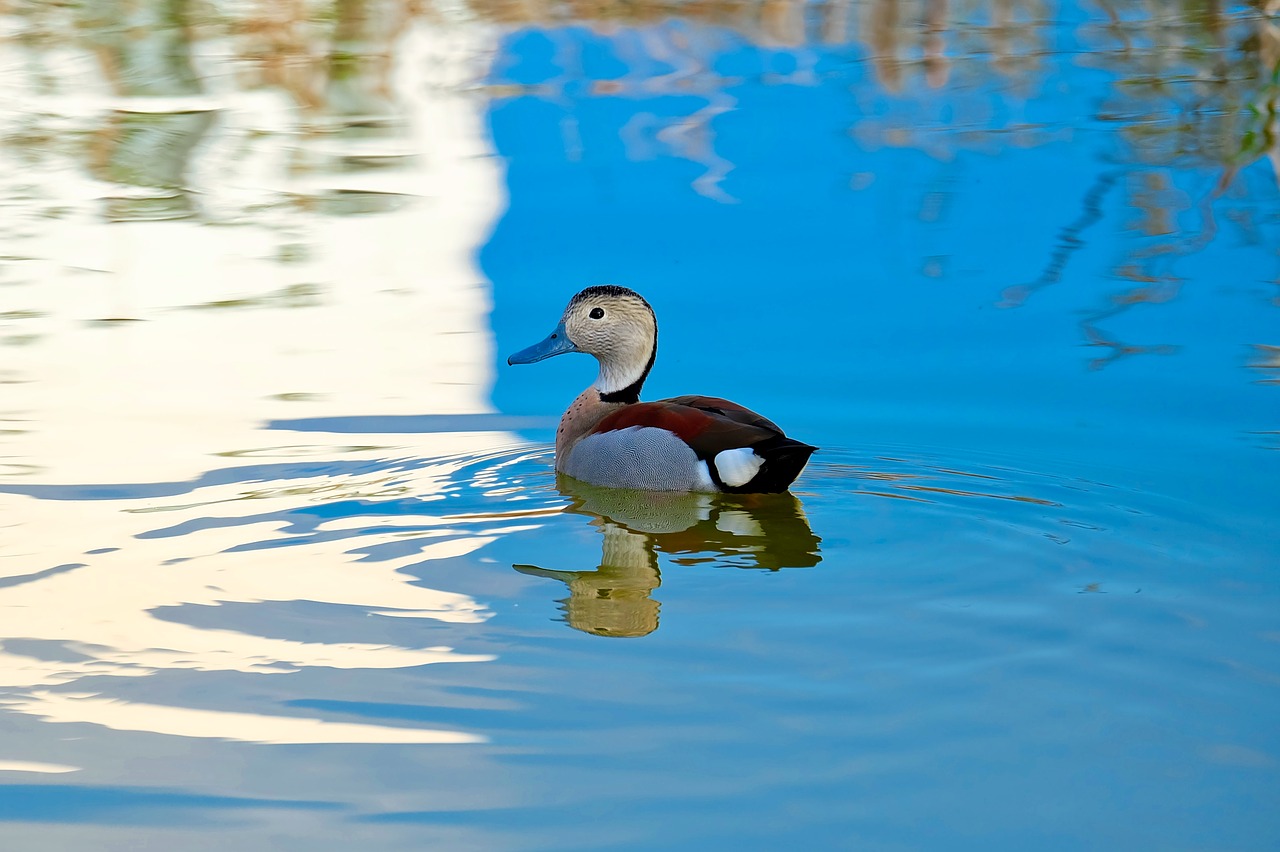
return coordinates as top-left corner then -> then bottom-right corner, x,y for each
568,285 -> 652,311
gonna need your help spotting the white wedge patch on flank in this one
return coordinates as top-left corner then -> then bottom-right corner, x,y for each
713,448 -> 765,488
693,460 -> 717,492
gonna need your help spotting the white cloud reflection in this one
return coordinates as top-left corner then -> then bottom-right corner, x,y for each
0,20 -> 516,747
3,692 -> 482,745
0,760 -> 81,774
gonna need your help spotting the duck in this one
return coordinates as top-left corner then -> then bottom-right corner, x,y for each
507,285 -> 816,493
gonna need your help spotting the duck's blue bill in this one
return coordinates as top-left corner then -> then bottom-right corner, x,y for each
507,321 -> 580,365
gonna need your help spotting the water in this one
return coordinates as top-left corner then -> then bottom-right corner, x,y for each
2,1 -> 1279,849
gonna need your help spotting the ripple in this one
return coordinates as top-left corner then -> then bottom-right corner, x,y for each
0,434 -> 1271,790
214,444 -> 392,459
0,443 -> 565,746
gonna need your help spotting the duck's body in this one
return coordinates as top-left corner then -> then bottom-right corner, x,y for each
509,286 -> 816,493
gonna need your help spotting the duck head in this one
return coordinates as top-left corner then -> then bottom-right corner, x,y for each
508,285 -> 657,403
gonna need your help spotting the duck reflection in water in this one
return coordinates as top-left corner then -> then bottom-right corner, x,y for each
516,476 -> 821,637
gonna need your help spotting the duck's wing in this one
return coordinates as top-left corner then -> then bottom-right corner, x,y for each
593,399 -> 779,456
657,395 -> 785,434
592,398 -> 816,493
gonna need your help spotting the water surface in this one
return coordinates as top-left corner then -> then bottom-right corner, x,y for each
1,2 -> 1278,849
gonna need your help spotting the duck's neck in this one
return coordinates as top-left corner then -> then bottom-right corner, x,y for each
594,336 -> 656,405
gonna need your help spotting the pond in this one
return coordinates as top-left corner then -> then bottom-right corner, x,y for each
1,1 -> 1278,848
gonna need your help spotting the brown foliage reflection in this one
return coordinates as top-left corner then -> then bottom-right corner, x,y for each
3,0 -> 1277,372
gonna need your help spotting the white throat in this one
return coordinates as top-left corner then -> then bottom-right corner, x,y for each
591,331 -> 655,396
592,350 -> 650,395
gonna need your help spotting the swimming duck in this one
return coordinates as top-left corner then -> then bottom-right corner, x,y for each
507,285 -> 816,493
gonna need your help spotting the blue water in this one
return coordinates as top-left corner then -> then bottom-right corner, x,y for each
2,2 -> 1279,850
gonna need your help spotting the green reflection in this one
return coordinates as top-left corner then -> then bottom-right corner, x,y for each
76,0 -> 203,97
516,477 -> 821,638
77,0 -> 214,220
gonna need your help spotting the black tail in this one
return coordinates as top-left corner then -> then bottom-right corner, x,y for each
725,436 -> 817,494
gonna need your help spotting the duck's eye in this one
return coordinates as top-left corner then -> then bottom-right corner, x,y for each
589,307 -> 605,320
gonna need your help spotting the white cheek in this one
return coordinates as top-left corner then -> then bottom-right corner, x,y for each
713,448 -> 764,488
571,322 -> 607,352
